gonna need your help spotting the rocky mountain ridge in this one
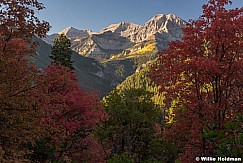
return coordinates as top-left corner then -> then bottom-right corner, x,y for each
100,22 -> 142,41
59,27 -> 92,41
43,13 -> 187,60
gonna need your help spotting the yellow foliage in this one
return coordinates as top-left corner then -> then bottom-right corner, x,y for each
166,98 -> 179,124
131,44 -> 157,56
200,83 -> 213,93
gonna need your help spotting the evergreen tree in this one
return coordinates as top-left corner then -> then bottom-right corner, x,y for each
96,88 -> 177,162
50,33 -> 74,70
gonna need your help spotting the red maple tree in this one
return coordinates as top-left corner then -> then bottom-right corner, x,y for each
151,0 -> 243,161
38,64 -> 107,162
0,0 -> 50,161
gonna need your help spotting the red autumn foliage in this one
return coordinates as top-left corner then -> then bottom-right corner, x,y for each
0,0 -> 106,162
38,64 -> 107,162
0,0 -> 50,161
151,0 -> 243,161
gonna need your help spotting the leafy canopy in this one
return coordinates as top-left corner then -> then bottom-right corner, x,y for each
97,88 -> 177,162
151,0 -> 243,161
0,0 -> 50,161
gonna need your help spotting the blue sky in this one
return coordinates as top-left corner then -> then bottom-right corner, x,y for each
38,0 -> 242,34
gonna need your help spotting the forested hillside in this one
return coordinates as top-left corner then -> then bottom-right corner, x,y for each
116,64 -> 164,106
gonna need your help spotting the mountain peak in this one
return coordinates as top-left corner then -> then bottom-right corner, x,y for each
59,26 -> 77,35
166,13 -> 181,20
119,22 -> 138,26
100,22 -> 141,34
166,13 -> 176,17
149,14 -> 165,21
153,13 -> 165,18
43,13 -> 186,59
147,13 -> 183,23
145,13 -> 186,27
58,27 -> 92,40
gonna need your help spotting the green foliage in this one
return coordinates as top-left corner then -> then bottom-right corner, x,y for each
201,114 -> 243,158
132,54 -> 157,68
97,88 -> 177,162
148,138 -> 177,162
25,138 -> 56,162
50,33 -> 74,70
101,88 -> 160,161
115,65 -> 172,125
107,153 -> 135,163
117,66 -> 164,106
218,114 -> 243,157
115,64 -> 125,78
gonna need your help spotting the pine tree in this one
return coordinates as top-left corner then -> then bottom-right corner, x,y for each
50,33 -> 74,70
